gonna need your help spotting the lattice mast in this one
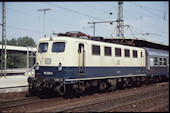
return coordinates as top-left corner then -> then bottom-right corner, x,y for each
116,1 -> 124,38
1,2 -> 7,78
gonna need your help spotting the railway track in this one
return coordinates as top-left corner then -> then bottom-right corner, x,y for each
50,86 -> 169,112
0,95 -> 63,112
0,82 -> 168,112
102,93 -> 169,112
0,97 -> 38,110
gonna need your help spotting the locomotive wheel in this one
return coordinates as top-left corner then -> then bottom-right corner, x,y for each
58,83 -> 66,95
99,82 -> 107,90
155,76 -> 161,83
136,77 -> 141,86
98,82 -> 107,93
108,85 -> 116,92
145,76 -> 149,85
41,87 -> 51,97
28,84 -> 37,96
117,82 -> 125,90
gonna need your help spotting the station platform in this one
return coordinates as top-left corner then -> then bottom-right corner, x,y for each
0,75 -> 32,93
0,68 -> 35,76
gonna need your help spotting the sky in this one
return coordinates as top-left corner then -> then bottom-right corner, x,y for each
0,1 -> 169,45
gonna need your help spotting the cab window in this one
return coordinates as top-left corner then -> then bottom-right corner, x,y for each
38,43 -> 48,53
52,42 -> 65,52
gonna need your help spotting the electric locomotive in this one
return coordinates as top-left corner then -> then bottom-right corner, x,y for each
28,31 -> 169,95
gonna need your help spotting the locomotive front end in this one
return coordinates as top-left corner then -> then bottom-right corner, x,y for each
28,37 -> 69,95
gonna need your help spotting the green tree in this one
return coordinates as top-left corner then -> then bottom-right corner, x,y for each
0,36 -> 36,69
17,36 -> 36,47
0,36 -> 36,47
7,38 -> 18,46
7,54 -> 26,68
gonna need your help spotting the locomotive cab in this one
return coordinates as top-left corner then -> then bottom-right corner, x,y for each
35,38 -> 66,77
28,36 -> 74,95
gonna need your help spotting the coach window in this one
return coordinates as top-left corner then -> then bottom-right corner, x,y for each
124,49 -> 130,57
52,42 -> 65,52
159,58 -> 163,66
104,46 -> 112,56
38,43 -> 48,53
150,57 -> 154,66
163,58 -> 167,66
154,57 -> 158,66
92,45 -> 100,55
133,50 -> 137,58
168,59 -> 169,66
115,48 -> 121,57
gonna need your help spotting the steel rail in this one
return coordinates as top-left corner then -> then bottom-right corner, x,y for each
0,82 -> 168,112
0,96 -> 62,111
102,93 -> 169,112
58,87 -> 169,112
0,97 -> 38,108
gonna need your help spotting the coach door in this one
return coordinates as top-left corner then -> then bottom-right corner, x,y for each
78,43 -> 86,75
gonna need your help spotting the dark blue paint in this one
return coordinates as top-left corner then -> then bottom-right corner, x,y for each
149,73 -> 169,76
35,66 -> 147,82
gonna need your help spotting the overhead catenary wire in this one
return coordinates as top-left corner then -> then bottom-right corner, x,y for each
2,5 -> 80,38
83,4 -> 117,32
130,1 -> 166,13
129,2 -> 167,21
77,2 -> 108,12
1,2 -> 168,45
6,6 -> 77,28
94,5 -> 117,19
6,25 -> 43,34
131,26 -> 168,38
6,7 -> 40,19
97,2 -> 117,8
44,2 -> 106,21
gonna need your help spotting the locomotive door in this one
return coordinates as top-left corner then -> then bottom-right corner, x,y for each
140,50 -> 144,72
78,43 -> 86,75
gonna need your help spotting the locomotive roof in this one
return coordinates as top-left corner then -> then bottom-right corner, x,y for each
38,36 -> 144,50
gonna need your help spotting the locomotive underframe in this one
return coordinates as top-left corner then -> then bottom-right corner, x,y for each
28,76 -> 66,95
28,73 -> 169,96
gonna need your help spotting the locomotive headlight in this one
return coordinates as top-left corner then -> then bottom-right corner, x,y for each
35,62 -> 39,70
35,66 -> 39,70
58,62 -> 62,72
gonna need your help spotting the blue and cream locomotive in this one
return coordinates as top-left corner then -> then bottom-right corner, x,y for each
28,32 -> 169,95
